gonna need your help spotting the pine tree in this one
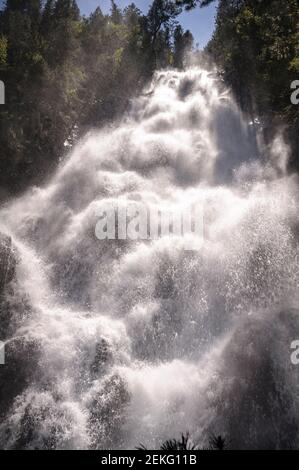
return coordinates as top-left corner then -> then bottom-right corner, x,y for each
41,0 -> 54,36
110,0 -> 122,25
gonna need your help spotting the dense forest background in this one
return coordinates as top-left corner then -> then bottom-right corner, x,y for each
0,0 -> 298,198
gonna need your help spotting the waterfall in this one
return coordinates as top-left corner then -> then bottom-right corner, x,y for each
0,66 -> 299,450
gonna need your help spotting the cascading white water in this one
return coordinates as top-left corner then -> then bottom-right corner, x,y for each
0,66 -> 299,450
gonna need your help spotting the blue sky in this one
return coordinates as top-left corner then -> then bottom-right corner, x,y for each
0,0 -> 217,49
78,1 -> 218,49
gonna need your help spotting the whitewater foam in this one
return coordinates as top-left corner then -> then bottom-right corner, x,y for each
0,66 -> 299,449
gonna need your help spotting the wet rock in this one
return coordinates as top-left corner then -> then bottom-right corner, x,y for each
178,77 -> 195,100
206,310 -> 299,449
91,338 -> 113,375
12,401 -> 73,450
0,337 -> 41,418
0,234 -> 16,294
0,233 -> 31,340
89,374 -> 130,449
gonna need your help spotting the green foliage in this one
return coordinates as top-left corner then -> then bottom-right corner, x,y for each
147,0 -> 183,67
174,25 -> 194,68
175,0 -> 216,10
208,434 -> 228,450
137,432 -> 229,450
0,0 -> 192,197
160,434 -> 197,451
110,0 -> 123,25
0,35 -> 7,65
137,433 -> 197,450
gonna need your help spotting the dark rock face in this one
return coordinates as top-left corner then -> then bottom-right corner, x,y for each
91,338 -> 113,376
206,310 -> 299,450
0,234 -> 17,340
89,374 -> 130,449
0,234 -> 16,295
0,337 -> 41,418
0,233 -> 40,437
0,234 -> 30,340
